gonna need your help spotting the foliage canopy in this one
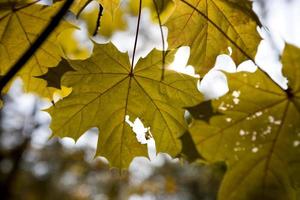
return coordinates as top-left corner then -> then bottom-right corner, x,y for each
0,0 -> 299,199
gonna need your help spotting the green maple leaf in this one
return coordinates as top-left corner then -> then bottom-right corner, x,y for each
189,44 -> 300,199
0,1 -> 72,98
165,0 -> 261,75
48,42 -> 202,168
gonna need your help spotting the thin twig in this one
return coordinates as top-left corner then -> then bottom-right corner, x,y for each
130,0 -> 143,74
152,0 -> 166,80
93,4 -> 103,36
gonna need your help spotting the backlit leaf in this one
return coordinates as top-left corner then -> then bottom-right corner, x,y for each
48,42 -> 202,168
189,44 -> 300,199
165,0 -> 261,74
0,1 -> 72,98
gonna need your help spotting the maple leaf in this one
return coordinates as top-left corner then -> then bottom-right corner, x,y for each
47,42 -> 202,168
0,1 -> 72,98
189,44 -> 300,199
165,0 -> 261,75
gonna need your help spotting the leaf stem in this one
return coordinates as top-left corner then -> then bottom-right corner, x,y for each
0,0 -> 74,94
152,0 -> 166,80
130,0 -> 143,74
